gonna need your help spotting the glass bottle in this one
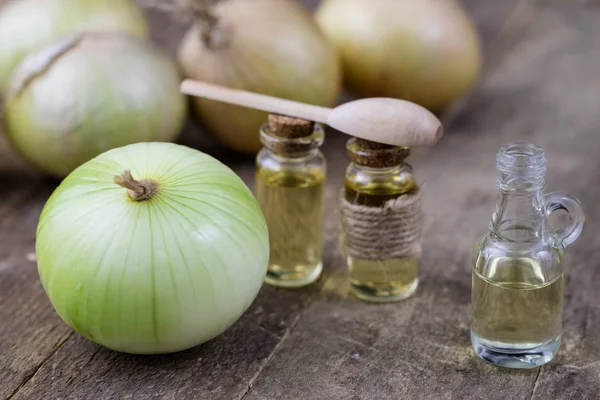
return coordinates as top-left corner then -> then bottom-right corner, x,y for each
255,115 -> 326,288
471,142 -> 584,369
342,138 -> 420,302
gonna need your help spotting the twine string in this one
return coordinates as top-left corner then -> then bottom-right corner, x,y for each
339,190 -> 422,260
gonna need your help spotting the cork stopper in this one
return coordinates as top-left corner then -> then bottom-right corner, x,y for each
262,114 -> 321,154
354,138 -> 395,151
268,114 -> 315,138
347,138 -> 410,168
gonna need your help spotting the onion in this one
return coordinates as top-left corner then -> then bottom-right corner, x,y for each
315,0 -> 482,111
4,33 -> 187,178
0,0 -> 148,92
36,142 -> 269,354
177,0 -> 342,153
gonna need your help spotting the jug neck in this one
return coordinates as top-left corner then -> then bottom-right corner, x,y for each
489,143 -> 548,242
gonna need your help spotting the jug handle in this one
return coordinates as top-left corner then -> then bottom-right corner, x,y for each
544,192 -> 585,248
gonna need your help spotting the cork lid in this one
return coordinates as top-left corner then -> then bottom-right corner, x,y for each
347,138 -> 410,168
268,114 -> 315,138
261,114 -> 323,154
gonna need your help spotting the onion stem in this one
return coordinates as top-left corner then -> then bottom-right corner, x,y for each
191,0 -> 227,49
141,0 -> 226,49
114,170 -> 159,201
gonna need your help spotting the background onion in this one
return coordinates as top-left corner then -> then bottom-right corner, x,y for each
315,0 -> 482,111
4,33 -> 187,178
0,0 -> 148,92
36,142 -> 269,354
178,0 -> 342,154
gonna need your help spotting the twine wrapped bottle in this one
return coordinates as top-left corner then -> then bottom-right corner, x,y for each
340,138 -> 422,302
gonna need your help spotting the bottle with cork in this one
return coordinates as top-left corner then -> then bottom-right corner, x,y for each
255,114 -> 326,288
340,138 -> 421,302
179,81 -> 444,294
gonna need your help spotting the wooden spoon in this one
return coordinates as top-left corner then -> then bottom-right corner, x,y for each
180,80 -> 443,147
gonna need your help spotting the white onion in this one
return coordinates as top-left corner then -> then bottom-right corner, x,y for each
316,0 -> 482,111
177,0 -> 341,153
36,142 -> 269,354
4,33 -> 187,178
0,0 -> 148,92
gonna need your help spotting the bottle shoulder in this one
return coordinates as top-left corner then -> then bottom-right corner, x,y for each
473,233 -> 564,280
257,148 -> 325,169
256,148 -> 325,187
344,163 -> 416,196
475,233 -> 562,254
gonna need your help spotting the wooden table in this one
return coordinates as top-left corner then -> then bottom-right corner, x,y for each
1,0 -> 599,399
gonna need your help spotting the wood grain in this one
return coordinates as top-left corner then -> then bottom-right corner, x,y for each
0,178 -> 72,400
1,0 -> 588,399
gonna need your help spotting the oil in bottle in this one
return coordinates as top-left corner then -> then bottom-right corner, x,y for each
255,115 -> 326,288
471,256 -> 563,349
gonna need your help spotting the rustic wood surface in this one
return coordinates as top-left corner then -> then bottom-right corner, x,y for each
1,0 -> 598,399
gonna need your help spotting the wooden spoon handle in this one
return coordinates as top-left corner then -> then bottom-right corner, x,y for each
180,80 -> 332,124
180,79 -> 443,147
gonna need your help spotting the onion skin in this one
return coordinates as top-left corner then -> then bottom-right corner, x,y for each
315,0 -> 482,111
0,0 -> 148,92
178,0 -> 342,154
36,142 -> 269,354
4,33 -> 187,178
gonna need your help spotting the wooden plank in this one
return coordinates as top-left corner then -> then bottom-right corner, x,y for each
243,3 -> 600,400
0,1 -> 532,399
519,6 -> 600,400
10,321 -> 281,400
0,112 -> 57,399
0,182 -> 74,400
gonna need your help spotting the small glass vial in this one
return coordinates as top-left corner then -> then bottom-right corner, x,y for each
255,114 -> 326,288
341,138 -> 421,302
471,143 -> 584,369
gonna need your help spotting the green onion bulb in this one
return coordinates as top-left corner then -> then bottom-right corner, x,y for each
36,142 -> 269,354
4,33 -> 187,178
0,0 -> 148,91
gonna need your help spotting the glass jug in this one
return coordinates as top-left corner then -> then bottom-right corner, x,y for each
471,143 -> 584,369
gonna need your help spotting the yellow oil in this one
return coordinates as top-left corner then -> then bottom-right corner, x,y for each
471,257 -> 563,346
344,175 -> 419,302
344,175 -> 415,207
256,167 -> 325,288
